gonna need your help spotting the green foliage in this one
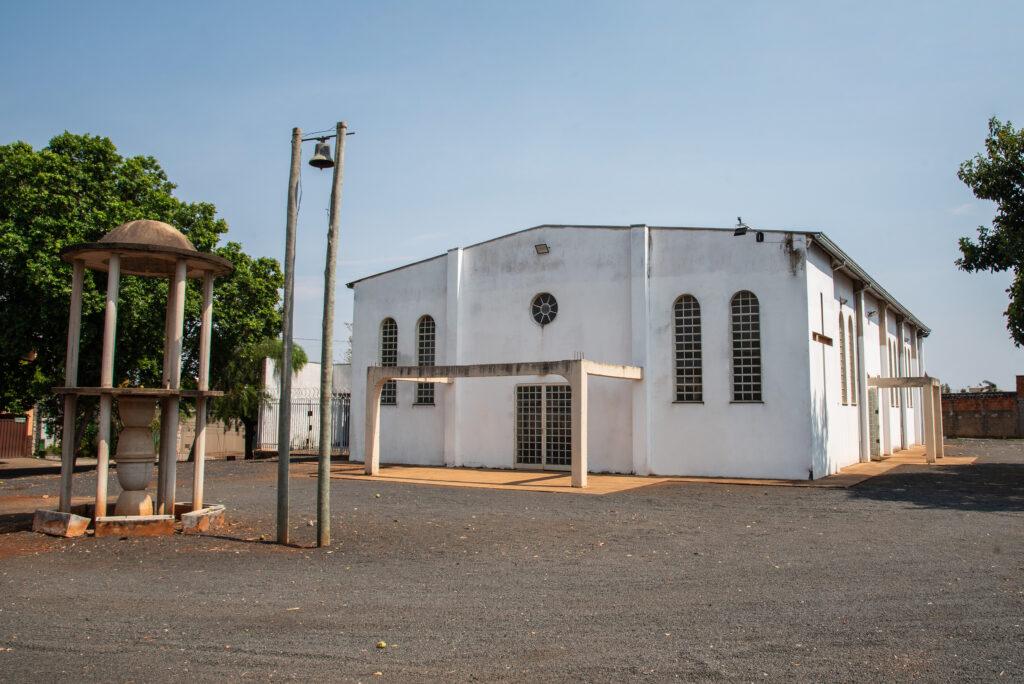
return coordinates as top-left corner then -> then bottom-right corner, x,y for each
0,133 -> 284,455
957,117 -> 1024,345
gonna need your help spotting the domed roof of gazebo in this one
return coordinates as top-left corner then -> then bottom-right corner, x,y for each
61,219 -> 233,278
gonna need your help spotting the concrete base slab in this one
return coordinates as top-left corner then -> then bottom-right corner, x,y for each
32,509 -> 90,537
94,514 -> 175,538
181,505 -> 226,534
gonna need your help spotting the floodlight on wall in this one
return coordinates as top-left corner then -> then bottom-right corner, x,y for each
534,243 -> 550,255
733,217 -> 749,237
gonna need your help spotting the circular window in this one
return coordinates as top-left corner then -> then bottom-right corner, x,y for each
531,292 -> 558,326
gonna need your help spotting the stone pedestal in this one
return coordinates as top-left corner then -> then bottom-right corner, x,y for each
114,398 -> 158,516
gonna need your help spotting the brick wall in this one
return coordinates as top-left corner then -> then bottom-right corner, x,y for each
942,378 -> 1024,438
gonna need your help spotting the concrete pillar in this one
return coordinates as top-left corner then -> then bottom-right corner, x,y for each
59,260 -> 85,512
568,361 -> 588,488
628,225 -> 651,476
192,272 -> 214,511
443,248 -> 463,468
922,381 -> 936,463
897,318 -> 908,450
157,259 -> 187,514
854,288 -> 871,462
878,305 -> 891,455
933,384 -> 945,458
95,254 -> 120,518
365,372 -> 384,475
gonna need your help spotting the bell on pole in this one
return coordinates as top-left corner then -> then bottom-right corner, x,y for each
308,139 -> 334,169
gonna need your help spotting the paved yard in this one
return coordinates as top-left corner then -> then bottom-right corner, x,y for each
0,440 -> 1021,681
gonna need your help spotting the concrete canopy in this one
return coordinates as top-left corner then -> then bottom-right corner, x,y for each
364,359 -> 643,488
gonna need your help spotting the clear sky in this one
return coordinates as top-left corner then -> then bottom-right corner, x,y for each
2,1 -> 1022,390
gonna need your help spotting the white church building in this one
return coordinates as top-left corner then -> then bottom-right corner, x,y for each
347,224 -> 931,481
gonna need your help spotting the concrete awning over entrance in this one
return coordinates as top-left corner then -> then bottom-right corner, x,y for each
364,359 -> 643,488
867,375 -> 944,463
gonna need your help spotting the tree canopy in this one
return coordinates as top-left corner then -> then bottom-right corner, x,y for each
0,133 -> 283,442
957,118 -> 1024,345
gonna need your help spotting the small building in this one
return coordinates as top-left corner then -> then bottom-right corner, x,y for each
347,224 -> 932,480
255,360 -> 351,453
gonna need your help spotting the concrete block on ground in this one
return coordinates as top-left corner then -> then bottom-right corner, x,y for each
181,505 -> 225,534
32,509 -> 91,537
94,514 -> 175,538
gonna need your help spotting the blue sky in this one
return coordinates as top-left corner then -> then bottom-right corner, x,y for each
2,1 -> 1022,389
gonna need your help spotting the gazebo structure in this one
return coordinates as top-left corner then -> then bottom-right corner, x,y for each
33,220 -> 233,538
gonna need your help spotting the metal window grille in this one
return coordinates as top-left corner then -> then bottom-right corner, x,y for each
848,318 -> 857,405
730,290 -> 762,402
673,295 -> 703,402
531,292 -> 558,326
515,385 -> 543,465
839,313 -> 848,405
380,318 -> 398,405
416,315 -> 436,405
515,384 -> 571,468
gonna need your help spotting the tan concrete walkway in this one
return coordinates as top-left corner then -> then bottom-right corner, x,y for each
309,445 -> 975,495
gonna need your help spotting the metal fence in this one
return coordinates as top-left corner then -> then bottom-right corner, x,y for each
255,392 -> 350,453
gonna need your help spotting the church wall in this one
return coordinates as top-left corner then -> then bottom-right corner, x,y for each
350,255 -> 448,466
646,229 -> 814,479
451,226 -> 635,473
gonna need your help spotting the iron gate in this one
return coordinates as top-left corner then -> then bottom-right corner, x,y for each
256,392 -> 350,453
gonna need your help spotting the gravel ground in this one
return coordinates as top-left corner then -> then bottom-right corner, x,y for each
0,439 -> 1021,682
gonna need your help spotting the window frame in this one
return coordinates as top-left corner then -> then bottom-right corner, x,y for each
673,294 -> 703,403
414,315 -> 436,406
379,317 -> 398,406
730,290 -> 763,403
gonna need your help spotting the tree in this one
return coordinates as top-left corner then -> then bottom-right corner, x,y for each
0,133 -> 283,455
956,117 -> 1024,345
211,338 -> 307,459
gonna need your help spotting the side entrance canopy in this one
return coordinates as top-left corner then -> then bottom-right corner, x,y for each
867,375 -> 945,463
364,359 -> 643,488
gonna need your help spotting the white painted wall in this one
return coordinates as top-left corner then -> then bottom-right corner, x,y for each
348,224 -> 927,480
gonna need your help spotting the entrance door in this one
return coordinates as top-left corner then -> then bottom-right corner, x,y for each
515,384 -> 571,470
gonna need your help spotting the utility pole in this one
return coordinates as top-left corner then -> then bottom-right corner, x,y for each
317,121 -> 347,547
277,127 -> 302,545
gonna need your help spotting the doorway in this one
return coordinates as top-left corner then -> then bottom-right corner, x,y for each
515,383 -> 572,470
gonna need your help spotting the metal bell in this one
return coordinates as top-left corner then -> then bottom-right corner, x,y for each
308,140 -> 334,169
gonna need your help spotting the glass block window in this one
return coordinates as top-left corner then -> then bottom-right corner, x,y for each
380,317 -> 397,406
673,295 -> 703,402
839,313 -> 848,405
515,385 -> 543,465
531,292 -> 558,326
730,290 -> 762,402
544,384 -> 572,467
848,317 -> 857,405
415,315 -> 436,405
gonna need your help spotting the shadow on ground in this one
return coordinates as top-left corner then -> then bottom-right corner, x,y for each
846,462 -> 1024,512
0,511 -> 33,534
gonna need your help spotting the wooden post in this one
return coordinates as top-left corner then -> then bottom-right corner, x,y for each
569,361 -> 588,488
922,380 -> 936,464
317,121 -> 348,548
59,260 -> 85,512
364,371 -> 383,476
277,127 -> 302,545
95,254 -> 121,518
192,272 -> 214,512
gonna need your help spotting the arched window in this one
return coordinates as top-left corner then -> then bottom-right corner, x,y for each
839,313 -> 848,405
415,315 -> 436,405
380,318 -> 398,405
730,291 -> 762,402
673,295 -> 702,402
848,317 -> 857,405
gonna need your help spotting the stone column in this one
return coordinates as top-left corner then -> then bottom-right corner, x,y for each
364,369 -> 385,476
854,287 -> 871,462
95,254 -> 121,518
192,272 -> 214,511
115,399 -> 159,515
878,305 -> 892,455
157,259 -> 187,514
59,260 -> 85,513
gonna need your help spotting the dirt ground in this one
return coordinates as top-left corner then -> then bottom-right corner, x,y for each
0,440 -> 1021,682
